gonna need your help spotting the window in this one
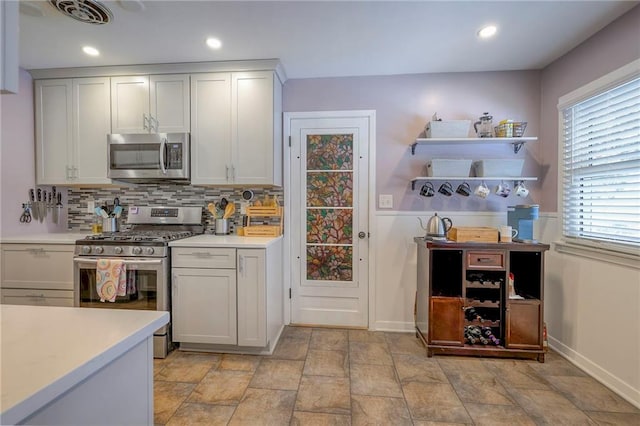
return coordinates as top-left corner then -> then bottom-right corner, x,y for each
558,60 -> 640,255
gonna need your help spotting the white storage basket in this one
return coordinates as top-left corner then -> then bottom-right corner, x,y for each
426,159 -> 473,177
473,159 -> 525,177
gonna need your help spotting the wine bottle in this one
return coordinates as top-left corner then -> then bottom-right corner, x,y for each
464,307 -> 484,322
481,327 -> 500,345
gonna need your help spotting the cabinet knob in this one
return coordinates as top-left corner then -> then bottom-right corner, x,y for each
358,231 -> 366,239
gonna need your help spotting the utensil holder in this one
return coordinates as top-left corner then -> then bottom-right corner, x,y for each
103,217 -> 119,233
215,218 -> 230,235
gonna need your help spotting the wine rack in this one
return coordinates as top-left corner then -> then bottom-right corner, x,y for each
464,269 -> 503,347
415,239 -> 549,362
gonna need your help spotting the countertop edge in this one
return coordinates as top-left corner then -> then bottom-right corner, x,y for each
0,233 -> 89,244
1,310 -> 169,425
169,235 -> 283,248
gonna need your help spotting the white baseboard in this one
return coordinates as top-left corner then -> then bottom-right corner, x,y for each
549,335 -> 640,409
372,320 -> 415,333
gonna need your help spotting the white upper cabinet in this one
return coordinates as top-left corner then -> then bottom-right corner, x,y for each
0,0 -> 18,94
191,71 -> 282,186
35,77 -> 111,185
190,73 -> 232,184
111,74 -> 190,134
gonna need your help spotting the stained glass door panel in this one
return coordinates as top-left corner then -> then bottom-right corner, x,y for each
306,134 -> 354,283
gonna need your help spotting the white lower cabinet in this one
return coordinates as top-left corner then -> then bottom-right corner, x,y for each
170,240 -> 283,352
0,244 -> 75,307
237,249 -> 266,347
172,268 -> 237,344
0,289 -> 74,307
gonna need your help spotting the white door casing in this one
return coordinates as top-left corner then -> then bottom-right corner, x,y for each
288,112 -> 374,327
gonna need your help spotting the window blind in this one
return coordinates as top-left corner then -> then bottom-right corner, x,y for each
561,76 -> 640,249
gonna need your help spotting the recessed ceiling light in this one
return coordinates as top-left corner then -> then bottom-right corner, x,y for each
478,25 -> 497,39
206,37 -> 222,49
82,46 -> 100,56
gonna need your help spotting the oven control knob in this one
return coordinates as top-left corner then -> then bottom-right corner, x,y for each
114,246 -> 123,254
94,246 -> 104,254
145,247 -> 155,255
132,247 -> 142,255
82,246 -> 91,254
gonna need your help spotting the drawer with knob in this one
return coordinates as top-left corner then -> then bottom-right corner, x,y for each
466,251 -> 505,270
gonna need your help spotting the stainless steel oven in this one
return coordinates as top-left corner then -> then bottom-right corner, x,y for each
74,206 -> 203,358
74,256 -> 170,357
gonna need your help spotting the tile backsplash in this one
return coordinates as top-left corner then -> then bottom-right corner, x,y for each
68,185 -> 284,234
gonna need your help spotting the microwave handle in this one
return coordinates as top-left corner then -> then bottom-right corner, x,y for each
159,137 -> 168,175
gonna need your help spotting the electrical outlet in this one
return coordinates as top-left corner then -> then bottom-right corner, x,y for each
240,201 -> 249,214
87,200 -> 95,213
379,194 -> 393,209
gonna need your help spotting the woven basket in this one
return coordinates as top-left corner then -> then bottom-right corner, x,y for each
494,122 -> 527,138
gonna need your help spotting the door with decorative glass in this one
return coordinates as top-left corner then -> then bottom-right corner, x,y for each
289,113 -> 371,327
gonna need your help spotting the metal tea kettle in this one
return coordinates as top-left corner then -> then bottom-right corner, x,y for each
418,213 -> 453,239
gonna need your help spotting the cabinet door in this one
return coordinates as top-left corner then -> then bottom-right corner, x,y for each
231,71 -> 277,185
73,77 -> 111,184
1,244 -> 75,290
0,288 -> 74,307
35,79 -> 73,185
111,76 -> 150,133
190,73 -> 232,184
0,0 -> 18,94
172,268 -> 237,345
506,300 -> 542,349
237,249 -> 266,347
150,74 -> 190,133
429,296 -> 464,346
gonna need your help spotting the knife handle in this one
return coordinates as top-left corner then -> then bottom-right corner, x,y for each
30,189 -> 35,202
37,188 -> 42,201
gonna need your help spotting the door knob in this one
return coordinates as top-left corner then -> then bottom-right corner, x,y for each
358,231 -> 366,239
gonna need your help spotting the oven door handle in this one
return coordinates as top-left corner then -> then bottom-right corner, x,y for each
74,257 -> 164,266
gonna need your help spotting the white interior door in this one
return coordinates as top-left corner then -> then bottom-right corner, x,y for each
290,114 -> 370,327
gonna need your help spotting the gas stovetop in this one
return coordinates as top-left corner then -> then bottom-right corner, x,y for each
75,206 -> 203,258
83,230 -> 195,243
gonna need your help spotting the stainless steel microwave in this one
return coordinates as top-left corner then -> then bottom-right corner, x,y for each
107,133 -> 190,182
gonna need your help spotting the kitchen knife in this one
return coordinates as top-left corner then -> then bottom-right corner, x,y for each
42,190 -> 47,221
36,189 -> 43,223
30,189 -> 38,222
51,187 -> 58,224
56,192 -> 63,224
48,191 -> 52,220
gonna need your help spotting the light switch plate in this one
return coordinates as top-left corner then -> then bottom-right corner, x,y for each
87,200 -> 95,213
379,194 -> 393,209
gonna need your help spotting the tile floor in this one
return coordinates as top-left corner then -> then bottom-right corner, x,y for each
153,326 -> 640,425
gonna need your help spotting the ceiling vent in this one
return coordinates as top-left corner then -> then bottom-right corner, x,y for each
49,0 -> 113,25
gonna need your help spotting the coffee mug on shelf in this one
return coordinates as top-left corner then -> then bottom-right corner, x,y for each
515,181 -> 530,197
495,181 -> 511,198
474,181 -> 490,199
456,182 -> 471,197
438,181 -> 454,197
420,182 -> 435,197
499,225 -> 518,242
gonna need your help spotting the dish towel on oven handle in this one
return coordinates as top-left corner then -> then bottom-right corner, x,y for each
96,259 -> 127,302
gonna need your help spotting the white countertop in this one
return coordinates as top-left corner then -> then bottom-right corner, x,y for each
169,234 -> 283,248
0,232 -> 90,244
0,305 -> 169,425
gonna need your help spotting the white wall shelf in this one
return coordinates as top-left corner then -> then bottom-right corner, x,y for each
411,176 -> 537,190
410,137 -> 538,155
